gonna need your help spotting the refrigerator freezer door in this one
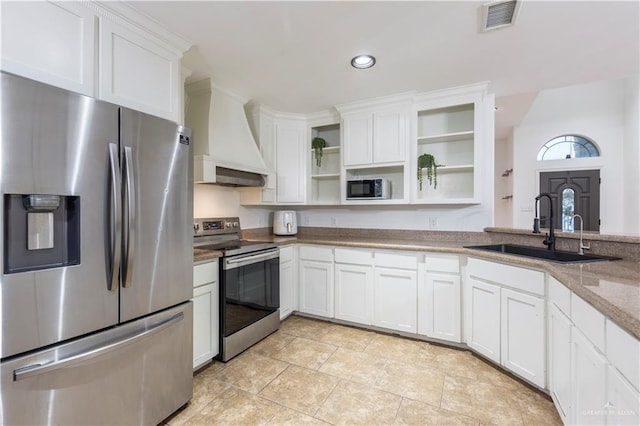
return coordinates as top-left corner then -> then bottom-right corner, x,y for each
0,72 -> 120,359
0,302 -> 193,425
119,109 -> 193,322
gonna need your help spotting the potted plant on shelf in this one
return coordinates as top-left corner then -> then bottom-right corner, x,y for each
312,137 -> 327,168
417,153 -> 439,190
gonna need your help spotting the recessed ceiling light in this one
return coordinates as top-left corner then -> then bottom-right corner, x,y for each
351,54 -> 376,69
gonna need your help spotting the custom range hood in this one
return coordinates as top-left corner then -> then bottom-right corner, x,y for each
185,78 -> 269,186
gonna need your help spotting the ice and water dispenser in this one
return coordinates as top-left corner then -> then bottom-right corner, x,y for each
3,194 -> 80,274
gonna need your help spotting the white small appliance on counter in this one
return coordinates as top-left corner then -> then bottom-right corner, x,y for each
273,210 -> 297,235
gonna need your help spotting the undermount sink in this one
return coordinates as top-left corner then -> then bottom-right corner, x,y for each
465,244 -> 621,264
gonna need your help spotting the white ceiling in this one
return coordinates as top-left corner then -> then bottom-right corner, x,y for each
126,1 -> 639,139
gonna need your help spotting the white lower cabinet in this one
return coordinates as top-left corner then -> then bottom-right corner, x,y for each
606,365 -> 640,425
335,264 -> 373,325
192,260 -> 219,370
501,287 -> 545,388
299,246 -> 334,318
571,328 -> 608,425
548,303 -> 573,424
417,254 -> 461,343
373,268 -> 417,333
279,246 -> 296,319
466,277 -> 501,363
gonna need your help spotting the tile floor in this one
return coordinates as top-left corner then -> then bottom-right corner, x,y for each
165,315 -> 562,425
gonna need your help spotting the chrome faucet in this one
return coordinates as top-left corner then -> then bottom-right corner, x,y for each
571,214 -> 591,255
533,193 -> 555,251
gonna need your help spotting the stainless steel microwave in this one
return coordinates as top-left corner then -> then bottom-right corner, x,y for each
346,178 -> 390,200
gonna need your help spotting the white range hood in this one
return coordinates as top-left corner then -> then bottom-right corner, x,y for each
185,78 -> 270,185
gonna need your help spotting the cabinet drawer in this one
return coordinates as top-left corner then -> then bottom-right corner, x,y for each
424,254 -> 459,274
374,251 -> 417,269
548,275 -> 570,315
468,258 -> 544,296
193,260 -> 218,288
299,245 -> 334,262
335,248 -> 373,266
279,245 -> 294,263
571,294 -> 605,353
606,319 -> 640,391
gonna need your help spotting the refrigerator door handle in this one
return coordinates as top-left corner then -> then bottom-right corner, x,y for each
12,312 -> 184,381
108,143 -> 122,292
122,146 -> 136,288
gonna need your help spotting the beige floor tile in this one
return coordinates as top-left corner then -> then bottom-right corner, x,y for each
273,337 -> 337,370
373,359 -> 446,406
414,343 -> 479,381
166,379 -> 231,425
472,357 -> 531,392
315,380 -> 402,425
216,351 -> 289,393
441,374 -> 525,425
250,330 -> 297,357
317,323 -> 375,351
319,347 -> 388,381
515,388 -> 563,426
259,365 -> 340,416
279,316 -> 331,340
364,333 -> 422,362
394,398 -> 480,425
267,407 -> 332,425
183,386 -> 281,426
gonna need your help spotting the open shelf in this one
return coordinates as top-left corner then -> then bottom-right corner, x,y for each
417,130 -> 474,144
430,164 -> 474,174
311,173 -> 340,180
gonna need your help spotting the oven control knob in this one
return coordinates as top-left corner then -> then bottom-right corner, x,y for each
193,223 -> 200,232
233,222 -> 239,228
226,223 -> 232,228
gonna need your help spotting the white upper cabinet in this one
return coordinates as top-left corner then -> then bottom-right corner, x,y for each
1,1 -> 190,122
275,117 -> 307,203
1,1 -> 96,96
341,104 -> 410,167
98,18 -> 182,122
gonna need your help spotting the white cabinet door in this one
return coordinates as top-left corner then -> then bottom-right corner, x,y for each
275,119 -> 306,203
1,1 -> 96,96
418,268 -> 461,343
607,365 -> 640,425
572,328 -> 608,425
501,288 -> 545,388
465,277 -> 501,363
279,259 -> 296,320
548,303 -> 573,424
299,260 -> 334,318
192,283 -> 219,370
373,108 -> 406,164
99,18 -> 181,122
373,268 -> 417,333
342,112 -> 373,166
334,264 -> 373,325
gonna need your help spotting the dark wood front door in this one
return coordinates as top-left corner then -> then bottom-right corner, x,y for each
539,170 -> 600,232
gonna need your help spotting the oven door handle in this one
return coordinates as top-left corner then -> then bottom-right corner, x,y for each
224,249 -> 279,270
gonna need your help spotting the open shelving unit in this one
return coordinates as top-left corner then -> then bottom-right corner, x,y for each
343,164 -> 407,204
414,103 -> 477,203
309,123 -> 341,204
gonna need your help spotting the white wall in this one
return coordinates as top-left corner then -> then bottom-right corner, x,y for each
623,76 -> 640,235
494,134 -> 514,227
512,77 -> 636,235
194,184 -> 272,228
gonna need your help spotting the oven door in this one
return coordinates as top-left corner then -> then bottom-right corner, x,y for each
222,248 -> 279,337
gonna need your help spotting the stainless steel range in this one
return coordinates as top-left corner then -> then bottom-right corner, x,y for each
194,217 -> 280,361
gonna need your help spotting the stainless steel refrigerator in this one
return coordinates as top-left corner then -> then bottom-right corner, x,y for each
0,72 -> 194,425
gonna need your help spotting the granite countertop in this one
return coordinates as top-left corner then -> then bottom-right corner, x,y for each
194,234 -> 640,339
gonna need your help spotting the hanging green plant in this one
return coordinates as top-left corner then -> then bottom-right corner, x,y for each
312,137 -> 327,168
417,153 -> 439,190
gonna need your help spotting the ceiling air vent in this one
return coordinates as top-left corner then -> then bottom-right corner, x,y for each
481,0 -> 520,32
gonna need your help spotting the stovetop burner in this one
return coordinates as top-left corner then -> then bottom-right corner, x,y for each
193,217 -> 277,257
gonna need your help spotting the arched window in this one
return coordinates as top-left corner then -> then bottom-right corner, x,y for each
537,135 -> 600,161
